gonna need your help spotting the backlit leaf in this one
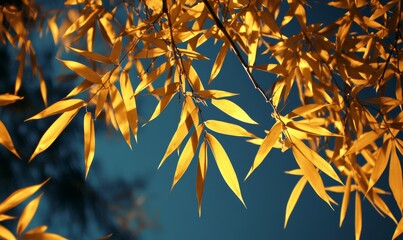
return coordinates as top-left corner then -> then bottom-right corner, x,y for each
368,139 -> 392,192
0,179 -> 49,214
26,99 -> 85,121
17,193 -> 43,236
211,99 -> 257,125
205,133 -> 245,207
284,176 -> 307,228
109,85 -> 131,149
59,59 -> 102,84
245,121 -> 282,179
30,109 -> 79,161
355,191 -> 362,240
0,225 -> 16,240
389,143 -> 403,212
0,93 -> 23,106
84,112 -> 95,179
120,72 -> 138,138
0,120 -> 20,158
346,130 -> 386,155
196,140 -> 208,217
340,175 -> 352,227
209,41 -> 228,84
204,120 -> 256,138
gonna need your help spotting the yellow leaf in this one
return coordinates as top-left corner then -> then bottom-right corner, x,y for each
0,120 -> 20,159
286,121 -> 341,137
84,112 -> 95,179
159,108 -> 198,168
172,125 -> 203,189
178,48 -> 209,60
182,61 -> 205,92
355,191 -> 362,240
284,176 -> 307,228
245,121 -> 282,179
17,193 -> 43,236
135,61 -> 172,94
109,85 -> 132,149
196,90 -> 238,99
286,104 -> 328,119
26,99 -> 85,121
37,68 -> 48,106
211,99 -> 257,125
47,16 -> 59,44
393,217 -> 403,240
368,139 -> 392,192
22,232 -> 67,240
30,109 -> 79,161
292,137 -> 342,184
205,133 -> 245,207
389,143 -> 403,212
65,80 -> 94,99
0,225 -> 16,240
69,47 -> 112,63
63,8 -> 99,37
25,225 -> 47,235
146,93 -> 176,125
346,130 -> 386,155
0,214 -> 15,221
0,93 -> 23,106
59,59 -> 102,84
340,175 -> 352,227
95,88 -> 109,119
209,41 -> 228,84
291,145 -> 332,206
120,72 -> 138,139
0,179 -> 49,214
196,140 -> 208,217
204,120 -> 256,138
109,38 -> 122,63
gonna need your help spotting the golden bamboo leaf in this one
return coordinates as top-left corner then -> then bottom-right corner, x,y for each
30,109 -> 79,161
68,47 -> 112,63
17,193 -> 43,236
178,48 -> 209,60
59,59 -> 102,84
373,191 -> 397,224
159,108 -> 198,168
284,176 -> 307,228
0,179 -> 48,214
26,99 -> 85,121
292,137 -> 342,184
84,112 -> 95,179
0,120 -> 20,159
120,72 -> 138,139
291,145 -> 331,206
63,9 -> 99,37
286,104 -> 328,119
0,214 -> 15,221
0,93 -> 23,106
146,93 -> 176,125
211,99 -> 257,125
182,61 -> 205,92
245,121 -> 282,180
196,90 -> 238,99
172,125 -> 203,189
22,232 -> 67,240
25,225 -> 47,235
65,80 -> 94,98
346,130 -> 386,155
47,16 -> 58,44
196,140 -> 208,217
393,217 -> 403,240
286,121 -> 341,137
389,143 -> 403,212
95,88 -> 109,119
37,68 -> 48,106
355,191 -> 362,240
205,133 -> 245,207
0,225 -> 16,240
209,41 -> 228,84
109,38 -> 122,63
340,175 -> 352,227
109,85 -> 131,149
204,120 -> 256,138
368,139 -> 392,192
135,61 -> 172,94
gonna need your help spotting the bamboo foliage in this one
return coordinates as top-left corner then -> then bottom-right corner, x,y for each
0,0 -> 402,238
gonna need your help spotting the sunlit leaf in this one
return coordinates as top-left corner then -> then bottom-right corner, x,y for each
204,120 -> 256,138
0,225 -> 16,240
17,193 -> 43,236
30,109 -> 79,161
355,191 -> 362,240
68,47 -> 112,63
109,85 -> 132,149
0,179 -> 49,214
389,142 -> 403,212
196,90 -> 238,99
368,139 -> 392,192
0,214 -> 15,222
340,175 -> 352,227
26,99 -> 85,121
209,41 -> 228,84
346,130 -> 386,155
245,121 -> 282,179
59,59 -> 102,84
0,120 -> 21,158
284,176 -> 307,228
205,133 -> 245,207
0,93 -> 23,106
120,72 -> 138,139
196,140 -> 208,217
84,112 -> 95,179
211,99 -> 257,125
109,38 -> 122,63
25,225 -> 47,235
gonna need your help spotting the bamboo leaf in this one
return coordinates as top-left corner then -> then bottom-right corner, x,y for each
120,72 -> 138,138
205,133 -> 245,207
245,121 -> 282,179
389,142 -> 403,212
68,47 -> 112,63
0,179 -> 49,214
59,59 -> 102,84
30,109 -> 79,161
355,191 -> 362,240
204,120 -> 256,138
211,99 -> 257,125
172,125 -> 203,189
196,140 -> 208,217
368,139 -> 392,192
393,217 -> 403,240
0,120 -> 21,159
17,193 -> 43,236
0,93 -> 23,106
0,225 -> 16,240
209,41 -> 228,84
346,130 -> 386,155
284,176 -> 307,228
109,38 -> 122,63
25,225 -> 47,235
26,99 -> 85,121
340,175 -> 352,227
286,104 -> 329,119
109,85 -> 132,149
84,112 -> 95,179
287,121 -> 341,137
